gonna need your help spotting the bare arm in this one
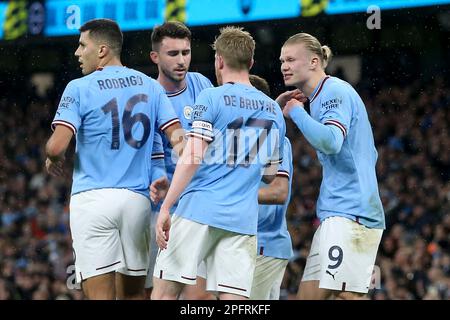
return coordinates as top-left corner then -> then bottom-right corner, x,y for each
163,122 -> 186,157
46,125 -> 74,161
155,136 -> 209,249
160,136 -> 208,210
45,125 -> 74,177
258,175 -> 289,205
261,162 -> 279,184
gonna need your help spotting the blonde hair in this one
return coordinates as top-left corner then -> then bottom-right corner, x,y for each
283,33 -> 333,69
212,26 -> 255,71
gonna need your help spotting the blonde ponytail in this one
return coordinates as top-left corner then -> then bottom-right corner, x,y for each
321,45 -> 333,68
283,33 -> 332,70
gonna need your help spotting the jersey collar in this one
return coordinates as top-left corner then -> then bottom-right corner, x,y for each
166,84 -> 187,97
309,75 -> 330,103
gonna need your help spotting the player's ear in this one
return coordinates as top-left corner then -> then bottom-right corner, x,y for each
217,55 -> 225,70
150,51 -> 159,64
98,45 -> 108,59
249,58 -> 254,70
310,56 -> 319,70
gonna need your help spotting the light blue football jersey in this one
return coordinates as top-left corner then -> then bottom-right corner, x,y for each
175,82 -> 286,235
308,76 -> 385,229
257,137 -> 294,260
52,66 -> 179,198
154,72 -> 213,212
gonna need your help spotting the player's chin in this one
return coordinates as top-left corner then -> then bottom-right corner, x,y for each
172,71 -> 186,81
81,67 -> 92,75
283,77 -> 295,87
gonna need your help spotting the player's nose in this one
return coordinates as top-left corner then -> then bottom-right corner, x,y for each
281,62 -> 289,71
177,54 -> 186,65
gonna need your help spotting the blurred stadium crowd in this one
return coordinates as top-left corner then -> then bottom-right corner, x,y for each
0,72 -> 449,300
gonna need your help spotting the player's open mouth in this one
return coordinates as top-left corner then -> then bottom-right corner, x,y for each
283,74 -> 292,80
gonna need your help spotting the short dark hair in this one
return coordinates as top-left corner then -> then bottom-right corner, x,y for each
249,74 -> 271,97
151,21 -> 191,51
79,19 -> 123,57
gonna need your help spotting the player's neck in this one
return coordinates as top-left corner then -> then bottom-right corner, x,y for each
221,70 -> 251,86
158,75 -> 186,93
98,56 -> 123,69
301,71 -> 327,98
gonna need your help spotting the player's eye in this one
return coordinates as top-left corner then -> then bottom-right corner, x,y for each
168,51 -> 179,56
182,50 -> 191,56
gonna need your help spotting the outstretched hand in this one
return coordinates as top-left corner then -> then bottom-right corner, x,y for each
45,157 -> 65,177
155,207 -> 171,250
150,176 -> 170,204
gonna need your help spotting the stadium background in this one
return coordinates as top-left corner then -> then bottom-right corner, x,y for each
0,0 -> 449,300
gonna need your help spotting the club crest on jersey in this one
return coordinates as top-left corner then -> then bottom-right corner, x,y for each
183,105 -> 193,120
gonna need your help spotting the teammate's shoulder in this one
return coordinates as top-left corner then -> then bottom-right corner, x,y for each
128,67 -> 149,77
187,72 -> 211,83
124,67 -> 155,83
325,76 -> 354,92
199,85 -> 222,95
137,72 -> 165,93
64,76 -> 89,91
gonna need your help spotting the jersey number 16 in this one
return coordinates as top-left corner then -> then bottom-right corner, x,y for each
102,94 -> 151,150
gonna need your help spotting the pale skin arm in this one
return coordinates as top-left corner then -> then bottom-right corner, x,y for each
150,176 -> 170,204
155,135 -> 209,250
163,122 -> 186,157
258,175 -> 289,205
45,125 -> 74,176
261,162 -> 279,184
149,122 -> 186,204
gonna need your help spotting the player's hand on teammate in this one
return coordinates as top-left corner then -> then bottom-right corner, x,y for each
283,98 -> 305,117
155,207 -> 171,250
150,176 -> 170,204
275,89 -> 306,108
45,157 -> 65,177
